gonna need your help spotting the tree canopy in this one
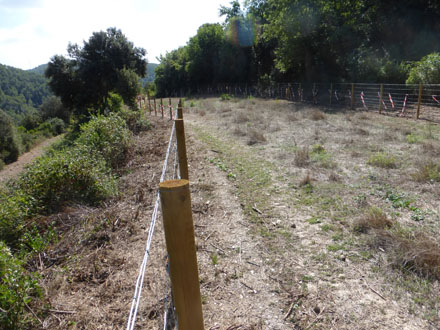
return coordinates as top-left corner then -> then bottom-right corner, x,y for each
154,0 -> 440,96
45,28 -> 147,117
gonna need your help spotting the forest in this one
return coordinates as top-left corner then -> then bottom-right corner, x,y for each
154,0 -> 440,96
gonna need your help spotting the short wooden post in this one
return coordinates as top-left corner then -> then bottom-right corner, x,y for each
175,119 -> 189,180
379,84 -> 384,114
177,99 -> 183,119
154,98 -> 157,116
169,98 -> 173,120
148,97 -> 152,114
329,83 -> 333,106
416,83 -> 423,119
159,179 -> 204,330
161,98 -> 164,119
351,83 -> 355,110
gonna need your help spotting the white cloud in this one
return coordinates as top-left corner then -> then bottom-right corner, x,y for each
0,0 -> 231,69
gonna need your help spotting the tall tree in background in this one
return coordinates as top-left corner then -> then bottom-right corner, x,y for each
46,28 -> 147,117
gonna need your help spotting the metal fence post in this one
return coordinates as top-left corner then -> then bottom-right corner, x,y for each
351,83 -> 355,110
379,84 -> 384,114
416,83 -> 423,119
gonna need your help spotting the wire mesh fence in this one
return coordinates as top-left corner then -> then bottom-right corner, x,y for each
166,82 -> 440,123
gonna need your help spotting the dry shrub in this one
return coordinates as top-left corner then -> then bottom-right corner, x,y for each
219,107 -> 232,113
299,172 -> 313,187
356,112 -> 370,120
199,110 -> 206,116
247,129 -> 266,145
422,141 -> 440,156
309,110 -> 326,121
391,232 -> 440,279
353,207 -> 392,233
234,112 -> 249,123
355,127 -> 369,136
373,229 -> 440,280
288,113 -> 299,121
233,126 -> 246,137
328,172 -> 341,182
294,147 -> 310,167
412,159 -> 440,182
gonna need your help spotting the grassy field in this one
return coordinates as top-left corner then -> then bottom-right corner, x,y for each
184,96 -> 440,329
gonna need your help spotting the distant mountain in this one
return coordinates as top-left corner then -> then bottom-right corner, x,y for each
0,64 -> 51,123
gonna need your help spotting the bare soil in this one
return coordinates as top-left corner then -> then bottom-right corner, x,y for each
0,135 -> 62,184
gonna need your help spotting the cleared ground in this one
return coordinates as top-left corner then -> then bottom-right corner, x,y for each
28,97 -> 439,329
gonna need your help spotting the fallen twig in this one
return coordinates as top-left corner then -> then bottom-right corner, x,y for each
48,309 -> 77,314
240,281 -> 257,293
252,206 -> 263,214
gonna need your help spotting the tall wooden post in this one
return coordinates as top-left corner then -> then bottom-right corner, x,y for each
379,84 -> 384,114
154,98 -> 157,116
159,179 -> 204,330
169,98 -> 173,120
177,99 -> 183,119
351,83 -> 355,110
175,119 -> 189,180
148,97 -> 152,114
161,98 -> 164,119
416,83 -> 423,119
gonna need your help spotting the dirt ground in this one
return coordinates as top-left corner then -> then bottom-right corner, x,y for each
15,97 -> 440,329
0,135 -> 62,184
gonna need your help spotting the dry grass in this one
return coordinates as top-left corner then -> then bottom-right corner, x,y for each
299,171 -> 313,187
412,159 -> 440,182
353,207 -> 393,233
309,110 -> 326,121
234,112 -> 250,124
247,129 -> 267,145
294,147 -> 310,167
233,126 -> 247,137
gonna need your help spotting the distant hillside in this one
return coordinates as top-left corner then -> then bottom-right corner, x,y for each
0,64 -> 51,123
28,63 -> 48,75
141,63 -> 158,86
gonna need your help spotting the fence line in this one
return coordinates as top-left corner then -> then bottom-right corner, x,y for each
161,82 -> 440,123
127,103 -> 178,330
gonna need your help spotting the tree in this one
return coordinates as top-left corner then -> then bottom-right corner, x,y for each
407,53 -> 440,84
45,28 -> 147,117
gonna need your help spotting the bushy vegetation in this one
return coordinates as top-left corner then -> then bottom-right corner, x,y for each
155,1 -> 440,95
0,110 -> 21,164
0,110 -> 141,325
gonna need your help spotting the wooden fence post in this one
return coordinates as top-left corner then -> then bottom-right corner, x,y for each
351,83 -> 355,110
169,98 -> 173,120
148,97 -> 152,114
329,83 -> 333,106
379,84 -> 384,114
159,179 -> 204,330
154,98 -> 157,116
161,98 -> 164,119
416,83 -> 423,119
175,119 -> 189,180
178,99 -> 183,119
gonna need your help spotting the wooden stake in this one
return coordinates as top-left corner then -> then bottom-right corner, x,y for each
416,83 -> 423,119
351,83 -> 355,110
161,98 -> 164,119
379,84 -> 384,114
175,119 -> 189,180
329,83 -> 333,106
148,97 -> 151,114
177,99 -> 183,119
159,179 -> 204,330
154,98 -> 157,116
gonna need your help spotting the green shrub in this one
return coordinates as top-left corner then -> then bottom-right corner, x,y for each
0,241 -> 41,329
0,110 -> 21,164
118,108 -> 150,134
76,113 -> 132,168
220,93 -> 231,101
407,53 -> 440,84
38,118 -> 66,136
15,145 -> 117,214
0,159 -> 4,170
367,152 -> 398,169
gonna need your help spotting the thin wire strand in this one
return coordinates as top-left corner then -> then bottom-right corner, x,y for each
127,121 -> 176,330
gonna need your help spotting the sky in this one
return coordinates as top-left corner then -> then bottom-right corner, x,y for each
0,0 -> 232,70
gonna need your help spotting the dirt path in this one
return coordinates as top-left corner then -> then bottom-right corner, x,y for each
0,135 -> 62,184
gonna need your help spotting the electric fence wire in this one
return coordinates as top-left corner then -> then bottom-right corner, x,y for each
127,120 -> 176,330
162,137 -> 179,330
